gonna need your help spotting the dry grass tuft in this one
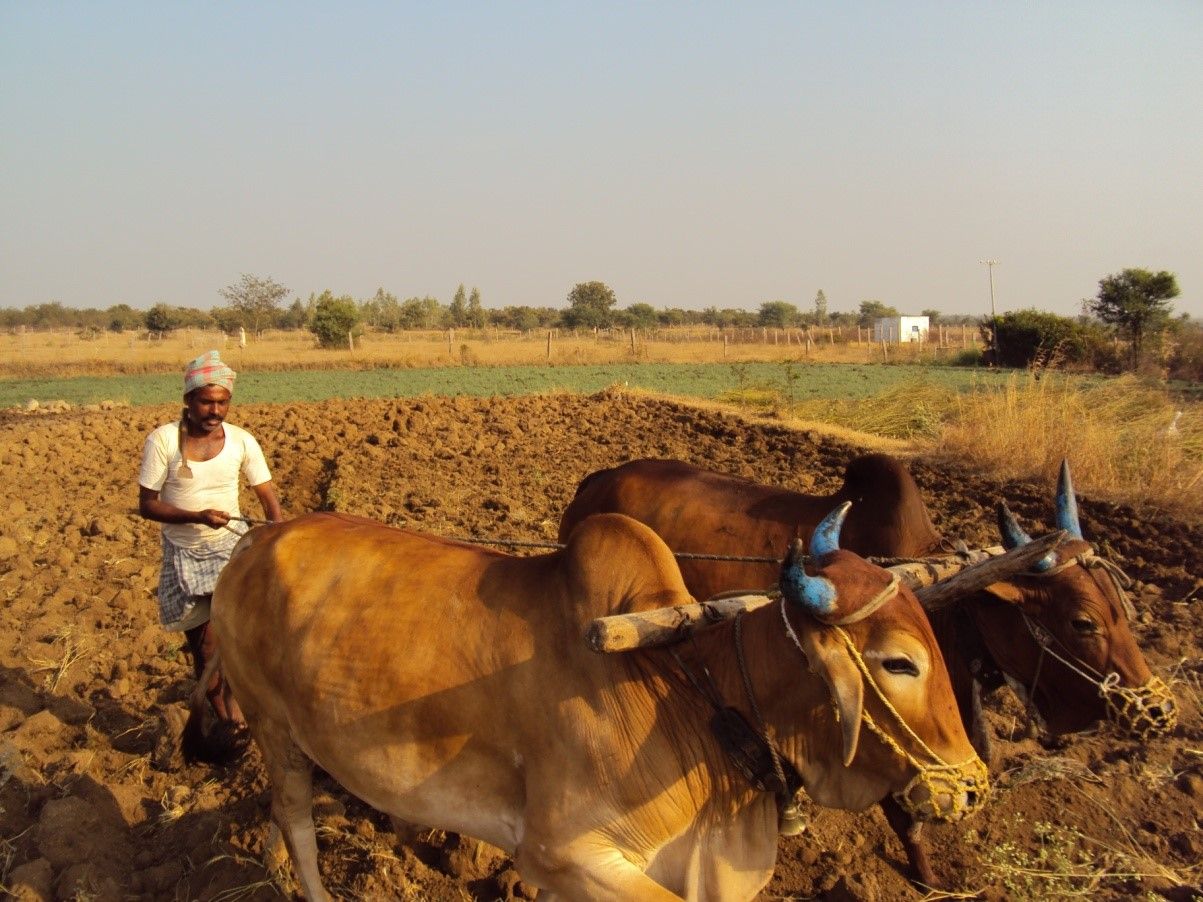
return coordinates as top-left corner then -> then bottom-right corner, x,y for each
939,373 -> 1203,516
0,826 -> 33,893
200,851 -> 286,901
26,626 -> 90,694
770,371 -> 1202,516
157,785 -> 193,825
980,809 -> 1191,900
790,378 -> 959,439
1004,756 -> 1104,788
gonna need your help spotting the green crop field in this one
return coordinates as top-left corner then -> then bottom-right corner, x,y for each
1,362 -> 1012,409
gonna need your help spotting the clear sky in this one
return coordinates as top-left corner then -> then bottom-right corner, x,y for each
2,2 -> 1200,319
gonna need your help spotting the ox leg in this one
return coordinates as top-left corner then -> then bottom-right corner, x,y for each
879,797 -> 936,888
259,729 -> 329,902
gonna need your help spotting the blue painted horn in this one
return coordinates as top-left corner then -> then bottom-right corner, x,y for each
780,502 -> 851,620
996,502 -> 1032,551
996,502 -> 1055,572
1056,459 -> 1084,540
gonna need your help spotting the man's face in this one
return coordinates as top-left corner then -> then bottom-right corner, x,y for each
184,385 -> 232,434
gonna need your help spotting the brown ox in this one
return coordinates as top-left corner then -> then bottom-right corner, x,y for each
558,455 -> 1175,884
194,510 -> 983,901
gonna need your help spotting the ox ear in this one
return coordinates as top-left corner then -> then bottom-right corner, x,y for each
795,625 -> 864,767
981,581 -> 1025,606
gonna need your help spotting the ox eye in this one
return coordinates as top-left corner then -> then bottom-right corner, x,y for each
882,657 -> 920,677
1071,617 -> 1098,635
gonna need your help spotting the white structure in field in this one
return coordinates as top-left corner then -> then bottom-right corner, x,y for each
873,315 -> 930,343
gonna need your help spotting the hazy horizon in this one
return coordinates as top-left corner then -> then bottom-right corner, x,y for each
3,3 -> 1200,319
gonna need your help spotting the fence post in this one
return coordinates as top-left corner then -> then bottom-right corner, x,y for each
723,334 -> 729,357
448,329 -> 454,355
881,339 -> 888,361
547,330 -> 552,359
348,331 -> 354,352
630,328 -> 636,353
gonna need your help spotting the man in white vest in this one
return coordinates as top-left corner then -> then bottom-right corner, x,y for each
138,350 -> 282,747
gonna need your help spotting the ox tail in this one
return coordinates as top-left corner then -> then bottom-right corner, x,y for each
181,650 -> 250,767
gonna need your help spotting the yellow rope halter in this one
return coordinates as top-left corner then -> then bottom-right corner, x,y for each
1101,674 -> 1177,739
1008,546 -> 1177,739
831,626 -> 990,822
1020,613 -> 1177,739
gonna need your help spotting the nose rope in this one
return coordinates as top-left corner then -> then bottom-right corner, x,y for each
779,600 -> 989,822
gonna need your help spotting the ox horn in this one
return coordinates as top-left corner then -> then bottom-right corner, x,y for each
811,500 -> 851,558
997,502 -> 1055,573
997,502 -> 1032,550
780,502 -> 851,620
1056,459 -> 1084,540
916,529 -> 1066,610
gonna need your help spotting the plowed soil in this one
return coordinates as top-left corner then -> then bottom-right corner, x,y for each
1,392 -> 1200,901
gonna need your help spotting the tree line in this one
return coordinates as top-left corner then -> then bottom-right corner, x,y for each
2,270 -> 1193,377
0,279 -> 979,338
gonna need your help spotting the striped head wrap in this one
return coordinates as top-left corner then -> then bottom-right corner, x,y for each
184,350 -> 236,395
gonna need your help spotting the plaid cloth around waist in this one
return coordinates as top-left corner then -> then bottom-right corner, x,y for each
157,531 -> 243,626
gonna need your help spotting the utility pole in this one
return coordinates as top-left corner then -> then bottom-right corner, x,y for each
979,259 -> 1000,362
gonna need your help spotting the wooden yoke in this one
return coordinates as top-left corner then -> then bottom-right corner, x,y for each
584,594 -> 776,653
584,531 -> 1065,654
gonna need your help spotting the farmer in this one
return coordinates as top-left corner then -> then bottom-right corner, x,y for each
137,350 -> 282,741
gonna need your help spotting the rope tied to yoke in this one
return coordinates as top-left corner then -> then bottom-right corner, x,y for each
666,625 -> 805,835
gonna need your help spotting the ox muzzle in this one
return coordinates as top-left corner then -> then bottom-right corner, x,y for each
1101,673 -> 1177,739
893,755 -> 990,823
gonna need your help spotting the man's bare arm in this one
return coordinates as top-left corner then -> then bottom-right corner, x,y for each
252,481 -> 284,523
138,486 -> 230,529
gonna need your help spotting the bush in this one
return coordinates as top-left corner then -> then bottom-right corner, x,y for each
1167,319 -> 1203,382
948,348 -> 984,367
990,309 -> 1108,369
308,293 -> 362,348
144,303 -> 181,335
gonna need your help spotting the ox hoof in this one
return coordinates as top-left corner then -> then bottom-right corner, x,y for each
206,721 -> 251,766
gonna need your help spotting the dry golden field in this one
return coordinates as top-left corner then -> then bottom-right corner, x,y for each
0,326 -> 977,379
